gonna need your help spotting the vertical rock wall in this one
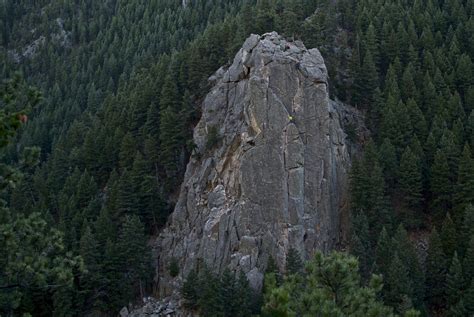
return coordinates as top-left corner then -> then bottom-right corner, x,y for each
156,32 -> 366,295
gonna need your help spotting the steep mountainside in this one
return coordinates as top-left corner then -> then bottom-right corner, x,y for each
157,32 -> 366,295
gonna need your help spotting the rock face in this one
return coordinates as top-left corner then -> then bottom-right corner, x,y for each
156,32 -> 365,295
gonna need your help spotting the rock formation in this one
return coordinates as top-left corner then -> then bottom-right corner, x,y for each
156,32 -> 366,295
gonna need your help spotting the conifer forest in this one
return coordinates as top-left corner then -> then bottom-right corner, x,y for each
1,0 -> 473,316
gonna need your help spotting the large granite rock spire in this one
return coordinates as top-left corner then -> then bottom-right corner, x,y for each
156,32 -> 365,295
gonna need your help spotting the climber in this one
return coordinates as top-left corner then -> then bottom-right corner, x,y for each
288,115 -> 294,122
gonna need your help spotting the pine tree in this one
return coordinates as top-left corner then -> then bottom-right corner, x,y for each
255,0 -> 275,35
350,212 -> 372,280
130,151 -> 160,229
459,205 -> 474,257
218,269 -> 238,316
463,235 -> 474,287
447,299 -> 467,317
182,269 -> 199,310
350,142 -> 391,237
440,213 -> 457,257
430,150 -> 452,216
440,130 -> 461,183
455,145 -> 474,214
263,252 -> 398,316
364,23 -> 380,67
401,66 -> 418,102
353,51 -> 379,108
389,226 -> 424,309
398,147 -> 423,226
159,74 -> 182,180
198,267 -> 221,316
286,247 -> 303,275
406,99 -> 428,140
118,132 -> 137,170
378,138 -> 398,187
117,215 -> 151,300
465,279 -> 474,315
384,253 -> 414,314
102,239 -> 123,310
425,228 -> 447,309
116,169 -> 138,217
94,208 -> 116,251
446,252 -> 464,309
265,255 -> 282,287
374,227 -> 392,277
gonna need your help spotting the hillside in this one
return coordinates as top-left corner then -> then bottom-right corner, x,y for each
1,0 -> 474,316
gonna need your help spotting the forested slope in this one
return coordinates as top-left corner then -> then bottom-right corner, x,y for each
1,0 -> 474,316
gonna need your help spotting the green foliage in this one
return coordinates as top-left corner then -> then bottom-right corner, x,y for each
440,213 -> 457,257
168,258 -> 180,278
182,268 -> 200,310
425,229 -> 447,309
384,253 -> 414,314
343,122 -> 357,143
0,76 -> 81,316
0,212 -> 82,313
263,251 -> 416,317
4,0 -> 474,314
446,252 -> 464,310
285,248 -> 303,275
182,266 -> 256,317
398,146 -> 423,225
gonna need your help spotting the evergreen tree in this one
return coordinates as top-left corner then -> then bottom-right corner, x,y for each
378,138 -> 398,187
465,279 -> 474,315
264,255 -> 282,288
446,252 -> 464,309
448,299 -> 467,316
159,74 -> 182,180
182,269 -> 199,310
219,269 -> 239,316
350,212 -> 372,280
384,253 -> 414,314
460,205 -> 474,257
430,150 -> 452,216
117,215 -> 151,300
198,267 -> 221,316
425,228 -> 447,309
255,0 -> 275,34
455,145 -> 474,214
263,252 -> 410,316
78,223 -> 103,312
398,147 -> 423,226
440,213 -> 457,257
463,235 -> 474,287
354,51 -> 379,108
286,247 -> 303,275
118,132 -> 137,170
374,227 -> 392,277
392,225 -> 425,309
116,169 -> 138,218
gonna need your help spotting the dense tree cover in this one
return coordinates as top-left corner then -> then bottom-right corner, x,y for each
262,251 -> 419,317
2,0 -> 260,314
339,0 -> 474,315
182,267 -> 259,316
2,0 -> 474,315
0,76 -> 81,316
1,0 -> 330,314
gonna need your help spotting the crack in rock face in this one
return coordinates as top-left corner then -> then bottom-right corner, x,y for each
155,32 -> 366,297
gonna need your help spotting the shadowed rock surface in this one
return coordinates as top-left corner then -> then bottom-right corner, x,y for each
155,32 -> 366,297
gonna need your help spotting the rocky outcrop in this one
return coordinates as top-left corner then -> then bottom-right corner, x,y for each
123,297 -> 181,317
156,32 -> 366,296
